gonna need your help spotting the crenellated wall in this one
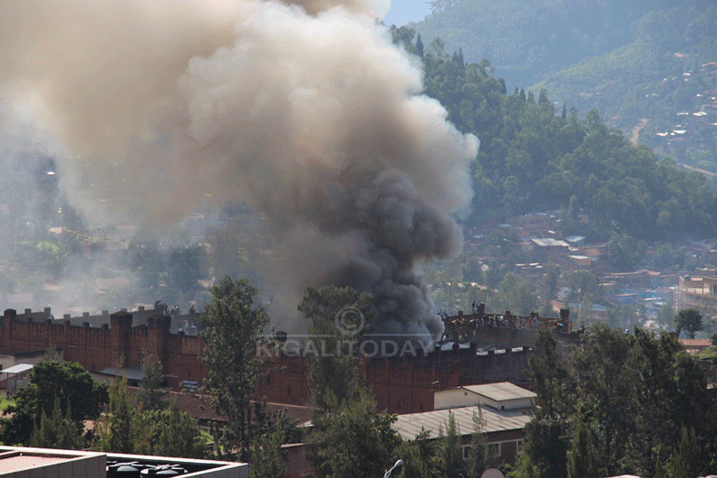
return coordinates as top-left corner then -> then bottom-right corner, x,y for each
1,308 -> 206,390
1,307 -> 533,414
255,344 -> 531,414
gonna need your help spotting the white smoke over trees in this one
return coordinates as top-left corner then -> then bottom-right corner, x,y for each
0,0 -> 478,340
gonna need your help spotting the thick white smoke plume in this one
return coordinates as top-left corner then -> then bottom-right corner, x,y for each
0,0 -> 478,339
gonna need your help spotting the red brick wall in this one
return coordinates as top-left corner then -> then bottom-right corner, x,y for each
0,311 -> 206,390
256,348 -> 530,414
1,310 -> 531,414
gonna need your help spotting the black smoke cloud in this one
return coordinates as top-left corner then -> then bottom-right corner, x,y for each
0,0 -> 478,340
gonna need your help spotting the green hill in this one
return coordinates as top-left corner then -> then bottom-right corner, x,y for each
411,0 -> 681,88
391,27 -> 717,241
532,2 -> 717,170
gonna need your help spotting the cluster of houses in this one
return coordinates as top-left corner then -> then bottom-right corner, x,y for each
468,210 -> 717,326
651,60 -> 717,163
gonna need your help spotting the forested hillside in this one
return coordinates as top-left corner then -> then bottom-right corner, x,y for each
391,27 -> 717,240
411,0 -> 682,87
533,2 -> 717,169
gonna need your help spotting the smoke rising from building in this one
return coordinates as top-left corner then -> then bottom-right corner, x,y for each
0,0 -> 478,340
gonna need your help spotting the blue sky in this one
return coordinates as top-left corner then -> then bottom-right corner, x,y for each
383,0 -> 431,26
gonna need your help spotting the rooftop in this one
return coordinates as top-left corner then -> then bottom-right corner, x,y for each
531,238 -> 569,248
393,405 -> 532,440
460,382 -> 537,402
0,446 -> 248,477
0,451 -> 70,474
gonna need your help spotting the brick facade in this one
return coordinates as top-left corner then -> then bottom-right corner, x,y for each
1,308 -> 533,414
1,308 -> 207,391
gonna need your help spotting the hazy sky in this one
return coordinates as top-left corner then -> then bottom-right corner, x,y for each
383,0 -> 431,26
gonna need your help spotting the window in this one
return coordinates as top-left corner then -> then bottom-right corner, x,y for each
462,445 -> 471,460
516,439 -> 523,453
487,443 -> 501,458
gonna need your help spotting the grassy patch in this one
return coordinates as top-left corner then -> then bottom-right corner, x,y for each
0,395 -> 16,412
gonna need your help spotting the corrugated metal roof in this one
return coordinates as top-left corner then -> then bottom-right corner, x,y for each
461,382 -> 537,402
531,238 -> 569,248
393,405 -> 532,440
98,367 -> 144,382
0,363 -> 34,374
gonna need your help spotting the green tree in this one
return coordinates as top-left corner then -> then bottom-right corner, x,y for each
95,375 -> 136,453
249,427 -> 286,478
607,232 -> 645,271
623,329 -> 684,475
416,33 -> 424,57
133,409 -> 165,455
30,397 -> 83,450
200,276 -> 270,462
137,353 -> 168,411
466,409 -> 488,477
393,439 -> 432,478
393,429 -> 437,478
155,399 -> 209,459
508,453 -> 539,478
298,285 -> 373,411
521,329 -> 571,478
571,325 -> 634,476
497,272 -> 537,316
1,360 -> 108,446
436,411 -> 465,478
566,420 -> 601,478
654,456 -> 668,478
309,391 -> 400,478
565,270 -> 602,305
521,323 -> 712,478
670,426 -> 700,478
674,308 -> 703,339
656,299 -> 675,329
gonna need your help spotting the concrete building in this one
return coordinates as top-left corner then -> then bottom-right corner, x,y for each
677,274 -> 717,317
393,382 -> 534,464
0,446 -> 247,478
433,382 -> 536,411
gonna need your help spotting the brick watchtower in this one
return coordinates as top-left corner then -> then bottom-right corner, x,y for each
2,309 -> 17,345
110,311 -> 133,368
148,314 -> 171,367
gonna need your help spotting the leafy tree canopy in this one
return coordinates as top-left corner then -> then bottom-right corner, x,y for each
298,285 -> 374,411
308,390 -> 400,478
200,276 -> 270,462
520,325 -> 712,478
1,360 -> 108,446
389,25 -> 717,240
674,308 -> 703,339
